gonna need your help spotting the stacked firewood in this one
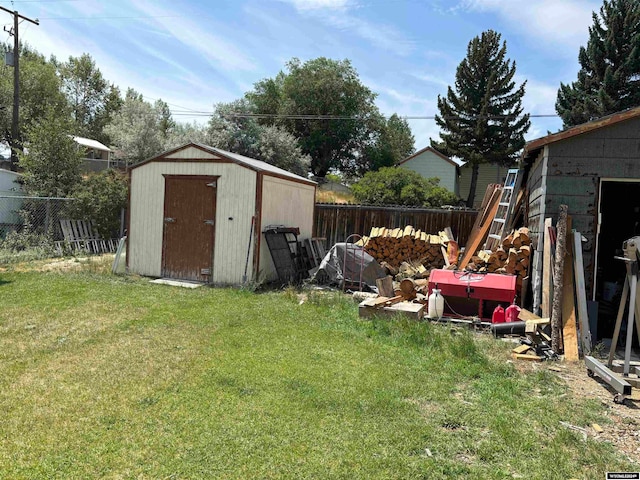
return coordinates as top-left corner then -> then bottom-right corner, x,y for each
466,227 -> 531,280
357,226 -> 450,269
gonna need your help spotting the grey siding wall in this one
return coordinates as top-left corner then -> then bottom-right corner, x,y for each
399,150 -> 458,193
527,116 -> 640,296
459,163 -> 510,208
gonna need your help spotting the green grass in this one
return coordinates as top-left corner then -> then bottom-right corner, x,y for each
0,269 -> 637,479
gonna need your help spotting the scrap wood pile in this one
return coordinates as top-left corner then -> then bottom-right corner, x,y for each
356,226 -> 459,280
465,227 -> 531,278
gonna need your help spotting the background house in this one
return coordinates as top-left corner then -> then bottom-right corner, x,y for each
73,136 -> 114,172
458,162 -> 511,209
396,146 -> 459,195
0,168 -> 23,236
521,105 -> 640,342
127,142 -> 316,285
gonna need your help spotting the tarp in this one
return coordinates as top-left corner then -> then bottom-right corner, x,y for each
309,242 -> 386,291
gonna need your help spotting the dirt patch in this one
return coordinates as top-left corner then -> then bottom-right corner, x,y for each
1,254 -> 115,274
515,359 -> 640,464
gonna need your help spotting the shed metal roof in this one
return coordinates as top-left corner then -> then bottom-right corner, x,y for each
132,142 -> 316,186
73,136 -> 112,152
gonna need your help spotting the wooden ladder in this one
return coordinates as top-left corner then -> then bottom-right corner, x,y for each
485,168 -> 520,251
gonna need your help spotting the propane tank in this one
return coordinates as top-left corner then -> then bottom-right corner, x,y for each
428,288 -> 444,319
505,303 -> 521,323
492,304 -> 505,324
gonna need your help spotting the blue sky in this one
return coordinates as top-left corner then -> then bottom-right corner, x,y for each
5,0 -> 602,151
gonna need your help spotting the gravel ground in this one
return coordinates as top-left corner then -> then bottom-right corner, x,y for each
515,357 -> 640,465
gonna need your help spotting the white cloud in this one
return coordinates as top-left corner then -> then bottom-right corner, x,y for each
412,73 -> 450,88
285,0 -> 351,11
129,0 -> 257,72
281,0 -> 414,56
461,0 -> 599,52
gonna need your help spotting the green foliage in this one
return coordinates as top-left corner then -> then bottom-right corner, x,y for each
556,0 -> 640,127
207,99 -> 310,176
351,167 -> 461,207
68,170 -> 128,238
18,108 -> 83,197
0,43 -> 69,149
365,114 -> 416,172
247,57 -> 382,177
104,88 -> 166,165
431,30 -> 529,207
58,53 -> 123,144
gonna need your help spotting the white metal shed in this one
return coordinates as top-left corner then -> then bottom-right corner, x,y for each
127,143 -> 316,285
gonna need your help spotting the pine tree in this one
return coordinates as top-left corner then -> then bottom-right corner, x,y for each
431,30 -> 530,208
556,0 -> 640,127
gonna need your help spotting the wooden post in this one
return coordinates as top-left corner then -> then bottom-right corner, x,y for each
550,205 -> 568,353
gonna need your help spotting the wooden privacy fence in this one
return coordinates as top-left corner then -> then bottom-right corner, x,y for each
313,204 -> 478,249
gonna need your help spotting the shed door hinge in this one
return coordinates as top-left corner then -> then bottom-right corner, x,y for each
207,181 -> 217,188
204,219 -> 215,226
201,268 -> 211,275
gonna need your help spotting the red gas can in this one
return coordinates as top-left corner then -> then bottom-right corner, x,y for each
505,303 -> 521,323
492,305 -> 505,324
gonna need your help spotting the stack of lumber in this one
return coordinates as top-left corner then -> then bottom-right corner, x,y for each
511,311 -> 555,361
357,226 -> 451,270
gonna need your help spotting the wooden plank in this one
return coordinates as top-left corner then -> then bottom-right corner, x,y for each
512,344 -> 532,354
376,275 -> 395,298
573,230 -> 592,355
458,186 -> 502,270
518,308 -> 541,321
542,218 -> 553,318
359,300 -> 425,320
511,353 -> 544,362
561,224 -> 579,362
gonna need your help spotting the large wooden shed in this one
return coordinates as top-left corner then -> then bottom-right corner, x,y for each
127,143 -> 316,285
521,106 -> 640,339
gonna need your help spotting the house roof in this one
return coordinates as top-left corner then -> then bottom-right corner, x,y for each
73,136 -> 112,152
0,168 -> 22,177
132,142 -> 317,187
396,146 -> 459,169
523,105 -> 640,162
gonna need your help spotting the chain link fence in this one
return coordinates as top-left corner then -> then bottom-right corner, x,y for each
0,195 -> 120,262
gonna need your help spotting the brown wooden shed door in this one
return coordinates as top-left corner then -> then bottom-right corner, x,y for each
162,175 -> 217,282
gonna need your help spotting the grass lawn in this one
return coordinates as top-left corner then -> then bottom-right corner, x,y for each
0,266 -> 638,479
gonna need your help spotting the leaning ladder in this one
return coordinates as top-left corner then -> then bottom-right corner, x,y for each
484,168 -> 520,251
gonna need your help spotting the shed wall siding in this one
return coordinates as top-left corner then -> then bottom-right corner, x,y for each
260,176 -> 315,282
529,116 -> 640,296
399,151 -> 458,193
164,147 -> 218,159
129,162 -> 256,284
459,163 -> 510,208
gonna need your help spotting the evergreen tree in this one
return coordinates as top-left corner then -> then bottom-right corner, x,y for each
431,30 -> 529,208
556,0 -> 640,127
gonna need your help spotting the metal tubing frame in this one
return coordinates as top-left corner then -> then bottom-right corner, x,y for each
343,234 -> 365,292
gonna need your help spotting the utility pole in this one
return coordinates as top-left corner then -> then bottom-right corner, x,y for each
0,6 -> 39,171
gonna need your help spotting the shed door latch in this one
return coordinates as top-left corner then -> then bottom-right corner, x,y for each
164,217 -> 176,223
204,219 -> 215,226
